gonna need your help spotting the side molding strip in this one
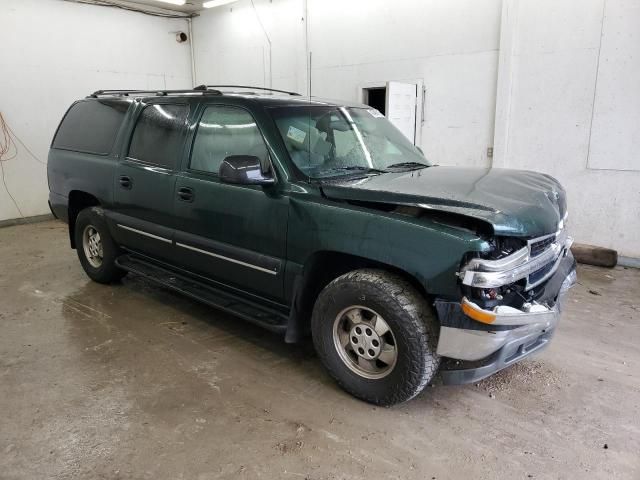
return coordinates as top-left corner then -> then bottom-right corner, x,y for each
117,224 -> 172,244
176,242 -> 278,275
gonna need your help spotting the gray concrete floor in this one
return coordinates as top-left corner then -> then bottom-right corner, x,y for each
1,220 -> 639,479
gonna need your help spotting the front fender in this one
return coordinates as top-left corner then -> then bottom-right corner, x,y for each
286,195 -> 488,298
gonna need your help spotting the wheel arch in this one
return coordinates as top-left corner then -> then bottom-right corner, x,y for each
285,250 -> 430,343
67,190 -> 101,249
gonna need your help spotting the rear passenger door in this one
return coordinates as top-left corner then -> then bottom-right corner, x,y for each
172,104 -> 289,301
111,101 -> 189,262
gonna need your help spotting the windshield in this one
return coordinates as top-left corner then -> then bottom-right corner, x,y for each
269,105 -> 431,179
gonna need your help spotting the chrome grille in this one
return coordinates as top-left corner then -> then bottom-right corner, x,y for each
530,235 -> 556,257
528,262 -> 555,285
525,230 -> 566,289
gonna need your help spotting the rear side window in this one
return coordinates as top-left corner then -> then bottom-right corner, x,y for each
52,99 -> 129,155
127,104 -> 188,169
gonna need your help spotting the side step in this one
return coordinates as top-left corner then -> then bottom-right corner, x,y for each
115,254 -> 288,334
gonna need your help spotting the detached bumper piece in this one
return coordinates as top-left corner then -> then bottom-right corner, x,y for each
436,253 -> 577,385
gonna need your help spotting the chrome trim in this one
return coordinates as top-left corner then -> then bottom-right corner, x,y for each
117,224 -> 172,244
437,326 -> 517,361
175,242 -> 278,275
461,228 -> 573,290
529,230 -> 558,244
463,246 -> 529,273
464,246 -> 529,272
437,320 -> 556,362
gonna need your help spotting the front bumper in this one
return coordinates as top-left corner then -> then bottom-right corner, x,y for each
436,252 -> 577,385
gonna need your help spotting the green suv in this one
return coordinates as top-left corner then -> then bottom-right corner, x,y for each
47,85 -> 576,405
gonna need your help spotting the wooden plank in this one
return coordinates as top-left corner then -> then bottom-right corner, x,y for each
571,243 -> 617,268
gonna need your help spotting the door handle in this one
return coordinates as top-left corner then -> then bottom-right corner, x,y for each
119,175 -> 132,189
177,186 -> 194,202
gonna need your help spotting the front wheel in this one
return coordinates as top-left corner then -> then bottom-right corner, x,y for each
311,269 -> 440,406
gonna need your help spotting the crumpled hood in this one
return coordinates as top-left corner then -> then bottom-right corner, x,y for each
321,167 -> 567,237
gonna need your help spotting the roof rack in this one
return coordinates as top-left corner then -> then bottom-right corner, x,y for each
195,85 -> 302,96
87,84 -> 301,99
88,86 -> 222,98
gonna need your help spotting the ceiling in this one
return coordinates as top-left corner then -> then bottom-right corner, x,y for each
119,0 -> 203,14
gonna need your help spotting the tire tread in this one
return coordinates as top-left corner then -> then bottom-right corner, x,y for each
312,269 -> 440,406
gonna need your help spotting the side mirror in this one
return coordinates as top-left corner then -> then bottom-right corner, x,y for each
219,155 -> 275,186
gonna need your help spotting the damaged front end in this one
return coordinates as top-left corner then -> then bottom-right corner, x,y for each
436,225 -> 577,385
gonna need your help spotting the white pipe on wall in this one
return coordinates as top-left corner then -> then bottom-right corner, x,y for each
188,17 -> 197,86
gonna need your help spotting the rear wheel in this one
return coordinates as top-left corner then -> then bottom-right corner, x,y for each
311,269 -> 440,406
74,207 -> 126,284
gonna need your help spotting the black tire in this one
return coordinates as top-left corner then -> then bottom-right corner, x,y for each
311,269 -> 440,406
74,207 -> 126,284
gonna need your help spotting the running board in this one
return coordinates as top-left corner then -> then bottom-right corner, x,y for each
115,254 -> 288,334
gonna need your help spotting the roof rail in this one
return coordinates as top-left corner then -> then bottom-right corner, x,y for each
88,87 -> 222,98
195,85 -> 302,96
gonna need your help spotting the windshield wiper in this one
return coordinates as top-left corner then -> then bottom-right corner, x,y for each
328,166 -> 386,174
385,161 -> 431,170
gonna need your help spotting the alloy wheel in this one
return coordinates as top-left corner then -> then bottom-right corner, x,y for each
82,224 -> 103,268
332,305 -> 398,379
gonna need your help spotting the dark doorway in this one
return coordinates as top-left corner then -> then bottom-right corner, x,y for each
363,87 -> 387,115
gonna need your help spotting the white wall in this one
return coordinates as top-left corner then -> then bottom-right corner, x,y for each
307,0 -> 501,168
194,0 -> 640,258
193,0 -> 501,168
192,0 -> 308,94
494,0 -> 640,258
0,0 -> 192,221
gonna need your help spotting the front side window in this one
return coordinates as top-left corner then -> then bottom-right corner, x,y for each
52,99 -> 130,155
128,104 -> 188,168
269,106 -> 430,179
189,105 -> 268,175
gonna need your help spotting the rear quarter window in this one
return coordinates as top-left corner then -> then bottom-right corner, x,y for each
52,99 -> 130,155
